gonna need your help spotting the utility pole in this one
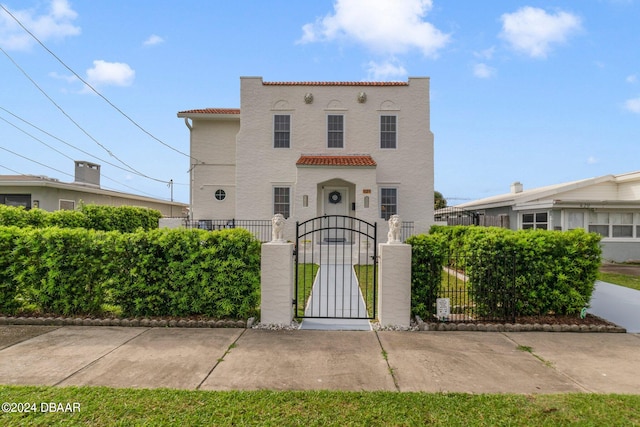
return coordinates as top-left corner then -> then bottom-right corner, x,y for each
168,179 -> 174,202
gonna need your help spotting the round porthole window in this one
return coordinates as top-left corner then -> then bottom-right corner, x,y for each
328,191 -> 342,204
214,189 -> 226,201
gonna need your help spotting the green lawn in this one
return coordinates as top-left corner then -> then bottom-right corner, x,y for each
598,271 -> 640,291
295,263 -> 319,318
354,264 -> 376,318
1,386 -> 638,426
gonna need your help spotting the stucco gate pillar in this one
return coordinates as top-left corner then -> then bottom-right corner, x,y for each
260,214 -> 294,325
378,215 -> 412,327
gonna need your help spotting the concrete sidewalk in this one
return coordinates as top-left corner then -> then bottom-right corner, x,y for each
0,325 -> 639,393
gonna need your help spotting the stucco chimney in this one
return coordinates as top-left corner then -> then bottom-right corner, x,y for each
511,181 -> 523,194
74,160 -> 101,188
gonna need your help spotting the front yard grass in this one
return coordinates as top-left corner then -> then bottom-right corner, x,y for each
598,271 -> 640,292
1,385 -> 638,426
295,263 -> 319,318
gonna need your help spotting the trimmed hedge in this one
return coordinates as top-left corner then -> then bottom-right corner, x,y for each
410,226 -> 602,317
405,233 -> 445,320
0,226 -> 260,318
0,204 -> 162,232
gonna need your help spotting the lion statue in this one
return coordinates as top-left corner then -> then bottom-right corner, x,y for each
387,214 -> 401,244
271,214 -> 286,242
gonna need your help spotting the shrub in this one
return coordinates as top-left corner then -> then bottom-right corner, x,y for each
107,228 -> 261,318
0,226 -> 261,319
0,205 -> 29,227
0,226 -> 20,313
12,227 -> 110,315
80,204 -> 162,232
406,233 -> 445,319
0,204 -> 161,232
428,226 -> 602,316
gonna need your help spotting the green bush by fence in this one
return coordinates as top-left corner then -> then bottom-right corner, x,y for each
0,226 -> 260,319
0,204 -> 162,232
406,233 -> 445,320
410,226 -> 602,318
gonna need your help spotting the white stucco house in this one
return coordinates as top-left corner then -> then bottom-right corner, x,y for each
177,76 -> 434,241
454,172 -> 640,262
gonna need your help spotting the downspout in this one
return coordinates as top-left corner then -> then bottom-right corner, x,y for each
184,117 -> 194,222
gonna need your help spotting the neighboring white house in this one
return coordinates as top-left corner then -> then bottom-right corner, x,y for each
454,172 -> 640,262
0,160 -> 187,217
178,76 -> 434,241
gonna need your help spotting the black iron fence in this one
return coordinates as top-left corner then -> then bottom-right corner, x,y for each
401,221 -> 414,242
185,219 -> 272,242
426,251 -> 517,323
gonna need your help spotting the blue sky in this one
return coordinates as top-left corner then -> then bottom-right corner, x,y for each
0,0 -> 639,205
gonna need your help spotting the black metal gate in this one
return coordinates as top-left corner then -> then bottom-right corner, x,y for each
295,215 -> 377,319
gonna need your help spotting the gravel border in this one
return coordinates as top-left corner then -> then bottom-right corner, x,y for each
0,315 -> 627,332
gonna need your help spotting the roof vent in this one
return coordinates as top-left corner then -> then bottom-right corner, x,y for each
74,160 -> 100,188
511,181 -> 523,194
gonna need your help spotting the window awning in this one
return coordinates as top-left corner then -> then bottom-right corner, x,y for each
296,155 -> 376,167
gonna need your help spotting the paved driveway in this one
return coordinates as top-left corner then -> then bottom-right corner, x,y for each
588,281 -> 640,333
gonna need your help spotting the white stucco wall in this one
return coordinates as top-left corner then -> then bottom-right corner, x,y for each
234,77 -> 434,237
186,117 -> 239,220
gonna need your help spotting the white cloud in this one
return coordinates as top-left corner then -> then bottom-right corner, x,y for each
587,156 -> 598,165
143,34 -> 165,46
366,60 -> 407,80
473,63 -> 496,79
85,60 -> 135,89
499,6 -> 582,58
624,97 -> 640,114
298,0 -> 450,58
0,0 -> 80,51
626,74 -> 637,84
473,46 -> 495,60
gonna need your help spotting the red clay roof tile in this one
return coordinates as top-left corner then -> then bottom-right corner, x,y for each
178,108 -> 240,114
263,81 -> 408,86
296,155 -> 377,167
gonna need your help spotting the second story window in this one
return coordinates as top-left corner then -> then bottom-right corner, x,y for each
380,115 -> 397,149
274,115 -> 290,148
327,115 -> 344,148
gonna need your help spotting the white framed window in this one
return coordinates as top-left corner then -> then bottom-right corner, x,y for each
566,211 -> 585,230
588,212 -> 609,237
380,188 -> 397,220
1,194 -> 30,209
612,213 -> 634,238
522,212 -> 548,230
274,115 -> 290,148
59,199 -> 75,211
380,115 -> 397,149
214,189 -> 226,201
327,115 -> 344,148
273,187 -> 290,219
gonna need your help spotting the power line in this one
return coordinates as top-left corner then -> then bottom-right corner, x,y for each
0,3 -> 199,163
0,45 -> 174,186
0,113 -> 179,199
0,145 -> 173,200
0,144 -> 74,178
0,163 -> 24,175
0,106 -> 187,185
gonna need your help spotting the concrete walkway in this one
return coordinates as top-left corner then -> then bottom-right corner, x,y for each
299,264 -> 371,331
588,280 -> 640,333
1,325 -> 639,393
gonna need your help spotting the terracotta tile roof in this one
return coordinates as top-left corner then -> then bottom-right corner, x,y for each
263,81 -> 408,86
296,155 -> 377,167
178,108 -> 240,114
